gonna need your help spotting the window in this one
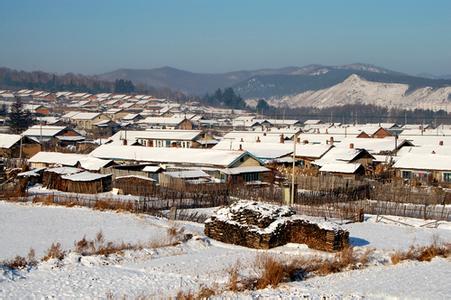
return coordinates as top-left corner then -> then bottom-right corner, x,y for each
243,172 -> 259,182
444,173 -> 451,183
401,170 -> 412,179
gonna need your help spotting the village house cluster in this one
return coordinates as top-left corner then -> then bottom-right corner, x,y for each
1,88 -> 451,196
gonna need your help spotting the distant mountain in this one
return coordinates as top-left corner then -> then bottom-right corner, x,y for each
233,65 -> 451,99
245,74 -> 451,112
98,64 -> 451,99
417,73 -> 451,80
98,65 -> 328,95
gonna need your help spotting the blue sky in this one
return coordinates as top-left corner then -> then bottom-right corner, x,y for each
1,0 -> 450,75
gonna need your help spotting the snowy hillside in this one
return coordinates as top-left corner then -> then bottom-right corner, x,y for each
247,74 -> 451,111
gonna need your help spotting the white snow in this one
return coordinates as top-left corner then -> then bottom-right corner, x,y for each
1,201 -> 450,299
254,74 -> 451,112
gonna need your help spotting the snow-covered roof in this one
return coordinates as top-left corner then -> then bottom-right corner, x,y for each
253,119 -> 300,126
0,133 -> 21,148
139,117 -> 188,126
62,111 -> 82,119
314,147 -> 373,166
17,168 -> 45,177
393,153 -> 451,171
29,152 -> 112,171
221,166 -> 270,175
213,141 -> 292,159
319,163 -> 362,174
70,112 -> 102,120
122,113 -> 141,121
164,170 -> 210,179
55,135 -> 86,142
142,165 -> 163,172
61,171 -> 111,182
45,167 -> 82,175
295,143 -> 334,158
22,125 -> 67,138
90,144 -> 260,168
304,119 -> 322,125
115,175 -> 156,181
396,144 -> 451,157
333,137 -> 412,154
109,130 -> 202,145
222,131 -> 296,143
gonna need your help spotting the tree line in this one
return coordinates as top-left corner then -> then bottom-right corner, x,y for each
254,100 -> 451,125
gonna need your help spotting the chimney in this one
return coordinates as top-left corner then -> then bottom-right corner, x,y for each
297,137 -> 301,143
123,139 -> 127,145
325,128 -> 328,134
303,140 -> 309,144
280,134 -> 285,144
239,144 -> 243,151
256,136 -> 261,143
439,140 -> 443,146
349,143 -> 354,149
263,132 -> 267,136
432,150 -> 436,154
329,137 -> 334,145
240,138 -> 244,142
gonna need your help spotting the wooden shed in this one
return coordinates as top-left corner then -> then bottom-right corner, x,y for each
61,172 -> 112,194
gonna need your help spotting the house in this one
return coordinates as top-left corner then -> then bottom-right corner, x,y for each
42,167 -> 112,194
279,143 -> 334,168
109,129 -> 214,148
319,163 -> 365,180
138,117 -> 193,130
313,144 -> 375,176
356,127 -> 393,139
104,108 -> 128,121
102,163 -> 163,181
213,140 -> 293,162
28,152 -> 113,171
92,119 -> 120,137
251,119 -> 301,130
220,166 -> 272,184
90,144 -> 266,182
63,112 -> 109,130
0,133 -> 41,158
393,153 -> 451,185
121,113 -> 144,123
22,125 -> 84,147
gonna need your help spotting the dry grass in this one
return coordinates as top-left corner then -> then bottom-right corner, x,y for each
227,260 -> 240,292
74,231 -> 141,257
254,254 -> 287,289
176,290 -> 195,300
391,243 -> 450,265
196,285 -> 217,299
220,247 -> 373,293
93,200 -> 134,212
42,243 -> 65,261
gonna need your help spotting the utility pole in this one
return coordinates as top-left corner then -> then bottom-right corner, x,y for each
19,134 -> 23,160
291,133 -> 298,206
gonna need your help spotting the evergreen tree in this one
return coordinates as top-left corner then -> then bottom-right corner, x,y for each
0,103 -> 7,116
8,97 -> 34,133
114,79 -> 135,93
256,99 -> 270,114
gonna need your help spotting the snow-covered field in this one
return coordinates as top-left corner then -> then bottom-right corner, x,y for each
1,201 -> 450,299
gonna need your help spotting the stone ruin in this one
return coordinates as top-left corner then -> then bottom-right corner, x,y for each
204,200 -> 349,252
